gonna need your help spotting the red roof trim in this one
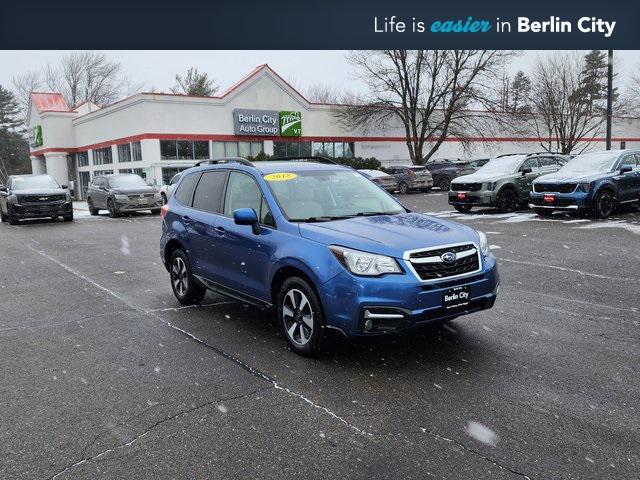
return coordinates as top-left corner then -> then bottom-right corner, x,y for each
29,133 -> 640,156
30,92 -> 70,113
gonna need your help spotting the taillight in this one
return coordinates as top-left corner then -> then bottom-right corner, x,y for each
160,204 -> 169,219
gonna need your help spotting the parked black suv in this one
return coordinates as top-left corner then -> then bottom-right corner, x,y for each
0,174 -> 73,224
86,174 -> 162,218
425,159 -> 476,191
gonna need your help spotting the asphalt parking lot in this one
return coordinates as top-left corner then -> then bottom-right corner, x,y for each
1,192 -> 639,480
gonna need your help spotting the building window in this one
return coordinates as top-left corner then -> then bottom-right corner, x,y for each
75,151 -> 89,167
117,143 -> 131,162
160,140 -> 210,160
312,142 -> 354,159
211,141 -> 263,159
93,147 -> 113,165
273,141 -> 312,158
162,167 -> 190,185
93,170 -> 113,176
132,141 -> 142,162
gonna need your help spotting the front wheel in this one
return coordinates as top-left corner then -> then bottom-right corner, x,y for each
592,190 -> 615,219
398,182 -> 409,194
8,207 -> 18,225
169,249 -> 206,305
454,204 -> 472,213
107,198 -> 120,218
277,277 -> 325,356
63,212 -> 74,222
496,189 -> 518,213
151,208 -> 161,215
161,193 -> 168,205
439,177 -> 451,191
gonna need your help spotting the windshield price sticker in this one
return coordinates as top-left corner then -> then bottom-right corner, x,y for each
264,172 -> 297,182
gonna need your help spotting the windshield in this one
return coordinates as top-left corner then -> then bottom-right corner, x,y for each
475,156 -> 525,175
108,175 -> 148,188
11,175 -> 59,190
265,169 -> 405,222
558,152 -> 618,174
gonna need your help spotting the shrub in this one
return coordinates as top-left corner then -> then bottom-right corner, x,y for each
333,156 -> 381,170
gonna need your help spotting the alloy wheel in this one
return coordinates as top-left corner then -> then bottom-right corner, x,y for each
172,257 -> 188,297
282,288 -> 314,346
596,191 -> 614,218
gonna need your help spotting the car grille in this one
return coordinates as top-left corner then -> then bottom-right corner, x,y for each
127,193 -> 155,200
408,244 -> 480,281
451,183 -> 482,192
18,194 -> 66,203
534,183 -> 577,193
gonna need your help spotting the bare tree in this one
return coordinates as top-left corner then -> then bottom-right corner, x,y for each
171,67 -> 218,96
11,71 -> 43,124
526,53 -> 607,154
43,51 -> 132,108
335,50 -> 513,163
622,67 -> 640,116
304,83 -> 343,104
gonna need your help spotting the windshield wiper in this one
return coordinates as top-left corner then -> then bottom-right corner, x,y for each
353,211 -> 402,217
290,215 -> 355,223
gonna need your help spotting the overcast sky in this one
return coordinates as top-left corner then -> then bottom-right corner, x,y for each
1,50 -> 639,98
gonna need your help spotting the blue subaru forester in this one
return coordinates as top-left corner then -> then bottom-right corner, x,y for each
160,157 -> 499,355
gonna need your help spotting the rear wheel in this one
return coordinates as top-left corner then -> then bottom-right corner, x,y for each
170,249 -> 206,305
87,198 -> 99,216
439,177 -> 451,191
398,182 -> 409,194
454,204 -> 472,213
592,190 -> 615,219
277,277 -> 325,356
107,198 -> 120,218
496,189 -> 518,213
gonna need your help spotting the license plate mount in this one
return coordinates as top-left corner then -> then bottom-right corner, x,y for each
457,192 -> 467,201
543,194 -> 555,204
443,286 -> 471,311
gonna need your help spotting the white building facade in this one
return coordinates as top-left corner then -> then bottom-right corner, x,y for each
27,64 -> 640,199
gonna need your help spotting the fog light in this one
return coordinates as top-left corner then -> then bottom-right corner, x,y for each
364,319 -> 374,331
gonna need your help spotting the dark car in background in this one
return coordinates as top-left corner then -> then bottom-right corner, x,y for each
449,153 -> 568,213
358,169 -> 398,192
425,159 -> 476,191
86,173 -> 162,218
0,174 -> 73,224
382,165 -> 433,194
531,149 -> 640,218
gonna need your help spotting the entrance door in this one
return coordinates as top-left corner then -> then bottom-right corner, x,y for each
78,172 -> 90,200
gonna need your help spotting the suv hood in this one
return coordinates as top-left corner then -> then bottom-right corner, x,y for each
451,172 -> 512,184
535,171 -> 610,183
13,188 -> 67,195
111,186 -> 157,195
298,213 -> 481,258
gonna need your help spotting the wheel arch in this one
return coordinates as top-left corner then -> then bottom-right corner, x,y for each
163,238 -> 186,271
270,262 -> 321,308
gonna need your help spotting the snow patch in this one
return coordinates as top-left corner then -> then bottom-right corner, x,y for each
466,421 -> 498,446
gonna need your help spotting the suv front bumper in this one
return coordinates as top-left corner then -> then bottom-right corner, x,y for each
12,201 -> 72,219
529,191 -> 591,211
318,255 -> 499,337
448,189 -> 497,207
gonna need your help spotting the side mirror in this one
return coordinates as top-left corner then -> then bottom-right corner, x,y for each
61,184 -> 68,189
520,167 -> 532,176
620,166 -> 633,174
233,208 -> 261,235
0,186 -> 7,193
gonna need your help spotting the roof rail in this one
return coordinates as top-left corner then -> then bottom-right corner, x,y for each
267,156 -> 340,165
193,157 -> 254,167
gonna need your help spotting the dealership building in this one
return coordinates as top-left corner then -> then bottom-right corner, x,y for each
27,64 -> 640,198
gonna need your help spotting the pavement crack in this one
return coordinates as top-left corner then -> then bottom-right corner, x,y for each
418,426 -> 533,480
47,387 -> 270,480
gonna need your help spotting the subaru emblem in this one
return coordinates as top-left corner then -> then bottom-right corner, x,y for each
441,252 -> 456,263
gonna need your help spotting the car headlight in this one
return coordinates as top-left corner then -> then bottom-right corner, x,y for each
330,246 -> 402,276
8,194 -> 17,204
483,182 -> 496,191
65,191 -> 72,201
114,194 -> 129,201
477,231 -> 490,257
577,183 -> 592,193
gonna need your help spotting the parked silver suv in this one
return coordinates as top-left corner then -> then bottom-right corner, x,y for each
86,174 -> 162,218
382,165 -> 433,194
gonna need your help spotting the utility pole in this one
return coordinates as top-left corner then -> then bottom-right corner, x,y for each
606,49 -> 613,150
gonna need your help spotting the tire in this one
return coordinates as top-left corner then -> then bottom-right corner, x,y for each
87,198 -> 99,216
161,193 -> 168,205
592,190 -> 615,219
454,204 -> 472,213
8,207 -> 18,225
496,189 -> 519,213
169,249 -> 206,305
439,177 -> 451,191
107,198 -> 120,218
421,187 -> 432,193
0,211 -> 7,223
534,208 -> 554,217
398,182 -> 409,194
277,276 -> 325,356
151,208 -> 161,215
63,211 -> 74,222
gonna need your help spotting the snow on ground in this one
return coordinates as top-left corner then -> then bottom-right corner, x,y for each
575,220 -> 640,236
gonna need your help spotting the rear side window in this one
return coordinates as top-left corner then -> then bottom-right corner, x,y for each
192,170 -> 228,212
174,172 -> 201,206
539,157 -> 557,167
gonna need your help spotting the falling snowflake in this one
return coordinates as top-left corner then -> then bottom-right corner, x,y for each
120,235 -> 131,255
217,404 -> 228,414
466,421 -> 498,446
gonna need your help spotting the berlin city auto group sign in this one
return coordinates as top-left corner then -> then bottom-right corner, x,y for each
233,109 -> 301,137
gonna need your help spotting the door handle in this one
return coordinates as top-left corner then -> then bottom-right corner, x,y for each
215,226 -> 226,236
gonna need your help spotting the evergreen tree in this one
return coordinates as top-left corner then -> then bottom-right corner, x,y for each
0,85 -> 23,131
171,67 -> 219,96
577,50 -> 617,114
509,71 -> 532,114
0,86 -> 30,182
